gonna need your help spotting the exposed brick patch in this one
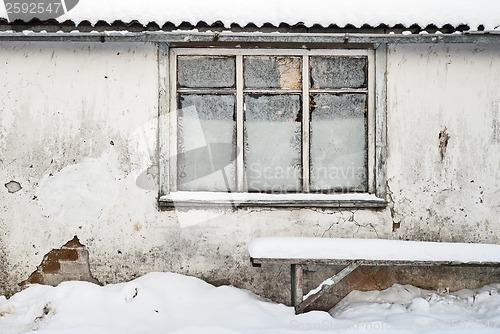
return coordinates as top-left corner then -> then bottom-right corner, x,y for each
20,236 -> 99,287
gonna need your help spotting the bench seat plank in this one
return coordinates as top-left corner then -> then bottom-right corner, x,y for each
249,237 -> 500,313
251,258 -> 500,267
249,237 -> 500,264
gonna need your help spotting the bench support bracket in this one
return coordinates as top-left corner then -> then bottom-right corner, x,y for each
292,261 -> 361,314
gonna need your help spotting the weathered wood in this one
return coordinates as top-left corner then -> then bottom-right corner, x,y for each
295,261 -> 360,314
159,198 -> 388,208
236,55 -> 245,192
168,47 -> 178,192
374,43 -> 387,199
251,257 -> 500,267
0,32 -> 499,45
290,264 -> 303,308
251,255 -> 500,313
301,55 -> 310,193
158,43 -> 170,196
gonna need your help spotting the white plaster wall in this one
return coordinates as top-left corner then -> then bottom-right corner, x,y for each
0,42 -> 163,291
386,43 -> 500,243
0,42 -> 390,297
0,41 -> 498,300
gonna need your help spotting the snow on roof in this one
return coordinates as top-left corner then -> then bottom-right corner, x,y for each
1,0 -> 499,31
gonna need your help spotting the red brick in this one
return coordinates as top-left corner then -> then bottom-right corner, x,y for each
62,236 -> 84,249
42,259 -> 61,273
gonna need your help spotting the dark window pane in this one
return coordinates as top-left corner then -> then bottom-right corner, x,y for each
244,94 -> 302,192
244,56 -> 302,89
177,94 -> 236,191
310,56 -> 367,89
178,56 -> 235,88
310,94 -> 367,192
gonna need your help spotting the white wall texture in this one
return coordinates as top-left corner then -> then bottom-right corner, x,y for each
0,41 -> 499,303
387,43 -> 500,243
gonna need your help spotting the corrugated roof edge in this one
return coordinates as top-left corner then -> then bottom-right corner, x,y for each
0,18 -> 488,34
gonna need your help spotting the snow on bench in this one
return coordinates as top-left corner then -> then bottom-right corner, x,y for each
249,237 -> 500,265
248,237 -> 500,313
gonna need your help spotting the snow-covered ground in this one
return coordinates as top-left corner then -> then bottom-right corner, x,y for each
1,272 -> 500,333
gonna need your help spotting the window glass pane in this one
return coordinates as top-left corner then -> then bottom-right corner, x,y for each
310,56 -> 367,89
177,56 -> 235,88
244,56 -> 302,89
244,94 -> 302,192
310,93 -> 367,192
177,94 -> 236,191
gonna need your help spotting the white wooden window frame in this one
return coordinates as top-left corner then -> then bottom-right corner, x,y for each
158,45 -> 387,208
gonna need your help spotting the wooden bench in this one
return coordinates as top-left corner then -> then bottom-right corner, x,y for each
249,237 -> 500,314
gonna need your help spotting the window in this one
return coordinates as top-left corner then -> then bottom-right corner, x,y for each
159,47 -> 386,207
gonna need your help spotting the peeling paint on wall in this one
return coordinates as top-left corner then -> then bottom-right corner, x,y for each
387,43 -> 500,244
0,238 -> 7,292
20,236 -> 99,287
4,180 -> 21,193
0,41 -> 499,310
438,127 -> 450,161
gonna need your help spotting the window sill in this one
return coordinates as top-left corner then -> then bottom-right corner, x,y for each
158,191 -> 387,208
